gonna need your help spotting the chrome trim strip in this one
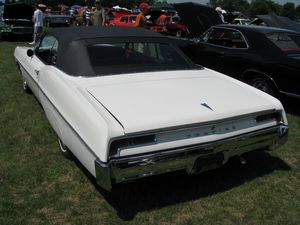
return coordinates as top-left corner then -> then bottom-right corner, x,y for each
108,109 -> 278,140
280,91 -> 300,99
108,110 -> 282,157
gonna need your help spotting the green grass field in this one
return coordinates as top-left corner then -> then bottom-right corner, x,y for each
0,41 -> 300,225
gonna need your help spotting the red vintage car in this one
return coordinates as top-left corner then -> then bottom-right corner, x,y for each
149,24 -> 167,33
109,14 -> 137,27
109,13 -> 168,34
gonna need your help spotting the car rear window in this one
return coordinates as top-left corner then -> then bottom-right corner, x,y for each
87,42 -> 195,75
201,28 -> 248,49
266,32 -> 300,55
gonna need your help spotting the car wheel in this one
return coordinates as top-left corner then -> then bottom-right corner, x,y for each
58,138 -> 73,159
175,30 -> 182,37
22,76 -> 32,93
248,76 -> 275,96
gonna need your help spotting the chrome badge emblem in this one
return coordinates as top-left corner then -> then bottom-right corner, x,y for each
201,103 -> 213,111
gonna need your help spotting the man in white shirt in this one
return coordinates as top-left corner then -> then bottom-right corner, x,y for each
30,4 -> 43,45
215,7 -> 225,23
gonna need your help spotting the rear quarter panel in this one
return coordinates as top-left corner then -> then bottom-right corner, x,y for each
37,66 -> 124,175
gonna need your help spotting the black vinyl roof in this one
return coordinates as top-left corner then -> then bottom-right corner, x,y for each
43,26 -> 194,77
210,24 -> 300,51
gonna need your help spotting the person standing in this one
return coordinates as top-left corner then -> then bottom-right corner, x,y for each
84,7 -> 92,26
155,11 -> 167,25
215,7 -> 225,23
30,4 -> 43,45
134,2 -> 151,27
92,0 -> 106,26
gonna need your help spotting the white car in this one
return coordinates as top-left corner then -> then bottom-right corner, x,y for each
14,26 -> 288,191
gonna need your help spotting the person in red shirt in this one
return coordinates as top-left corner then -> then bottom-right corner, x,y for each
134,2 -> 151,27
156,11 -> 167,25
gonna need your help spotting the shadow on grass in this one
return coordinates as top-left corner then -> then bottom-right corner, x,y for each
73,150 -> 290,220
0,35 -> 32,42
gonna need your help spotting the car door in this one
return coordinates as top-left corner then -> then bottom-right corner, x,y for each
30,35 -> 58,98
19,44 -> 45,98
264,32 -> 300,96
195,27 -> 249,77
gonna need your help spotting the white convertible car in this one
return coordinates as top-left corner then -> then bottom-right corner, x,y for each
14,26 -> 288,191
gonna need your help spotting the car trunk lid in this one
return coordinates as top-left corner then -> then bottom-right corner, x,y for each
85,70 -> 276,134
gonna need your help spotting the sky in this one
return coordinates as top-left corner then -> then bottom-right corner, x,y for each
167,0 -> 300,6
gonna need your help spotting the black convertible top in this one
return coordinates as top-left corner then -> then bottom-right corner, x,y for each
42,26 -> 195,76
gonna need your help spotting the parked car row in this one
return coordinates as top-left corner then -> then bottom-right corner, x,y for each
44,13 -> 73,27
171,2 -> 300,99
0,2 -> 33,39
108,11 -> 188,37
180,24 -> 300,98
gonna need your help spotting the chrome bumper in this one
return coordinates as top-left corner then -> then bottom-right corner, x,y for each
95,124 -> 288,191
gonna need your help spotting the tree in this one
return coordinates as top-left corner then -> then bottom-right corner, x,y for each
209,0 -> 249,12
248,0 -> 281,16
296,5 -> 300,20
281,2 -> 296,20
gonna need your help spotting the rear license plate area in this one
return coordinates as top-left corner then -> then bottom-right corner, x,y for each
194,152 -> 224,173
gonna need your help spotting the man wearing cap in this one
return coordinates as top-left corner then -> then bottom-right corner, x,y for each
92,0 -> 106,26
134,2 -> 151,27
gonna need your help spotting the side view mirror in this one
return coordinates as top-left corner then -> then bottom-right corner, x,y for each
27,49 -> 34,57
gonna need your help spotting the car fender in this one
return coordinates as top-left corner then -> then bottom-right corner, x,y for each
241,68 -> 279,91
37,66 -> 124,167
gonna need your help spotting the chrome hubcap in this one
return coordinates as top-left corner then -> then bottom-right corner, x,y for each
252,79 -> 269,93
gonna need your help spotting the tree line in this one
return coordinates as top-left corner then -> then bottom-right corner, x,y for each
19,0 -> 300,21
209,0 -> 300,20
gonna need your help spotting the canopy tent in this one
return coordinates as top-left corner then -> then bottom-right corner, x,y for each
151,2 -> 175,11
172,2 -> 223,38
71,5 -> 81,9
256,12 -> 300,33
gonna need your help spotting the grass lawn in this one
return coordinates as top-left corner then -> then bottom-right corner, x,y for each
0,40 -> 300,225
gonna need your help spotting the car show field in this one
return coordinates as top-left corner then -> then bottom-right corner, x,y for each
1,39 -> 300,224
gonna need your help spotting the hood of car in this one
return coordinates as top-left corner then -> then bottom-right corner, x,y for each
85,70 -> 277,134
172,2 -> 223,38
3,3 -> 34,21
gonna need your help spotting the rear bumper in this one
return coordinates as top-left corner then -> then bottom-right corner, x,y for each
95,124 -> 288,191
